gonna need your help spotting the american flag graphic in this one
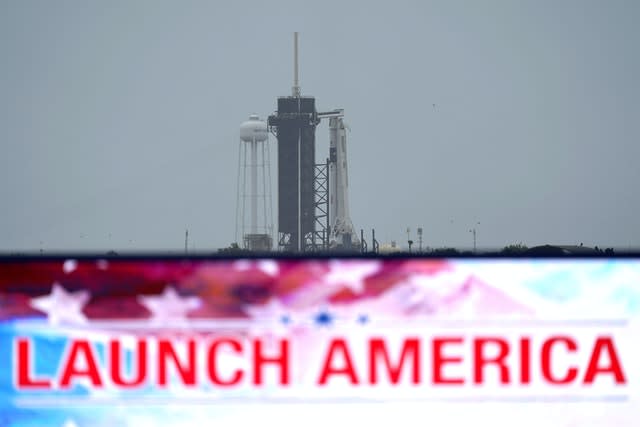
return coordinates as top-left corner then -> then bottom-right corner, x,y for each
1,257 -> 639,427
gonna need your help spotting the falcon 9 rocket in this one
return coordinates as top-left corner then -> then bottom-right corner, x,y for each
328,115 -> 359,249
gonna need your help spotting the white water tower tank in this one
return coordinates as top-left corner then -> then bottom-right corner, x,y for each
240,114 -> 268,142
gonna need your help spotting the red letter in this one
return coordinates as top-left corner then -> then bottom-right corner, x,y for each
541,336 -> 578,384
253,338 -> 289,385
473,337 -> 510,384
520,337 -> 531,384
432,337 -> 464,385
207,338 -> 243,386
158,339 -> 196,386
14,338 -> 51,389
369,338 -> 420,384
584,336 -> 626,384
59,339 -> 103,388
318,338 -> 359,385
109,339 -> 147,388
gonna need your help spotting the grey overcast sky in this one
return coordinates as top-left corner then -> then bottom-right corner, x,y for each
1,0 -> 639,252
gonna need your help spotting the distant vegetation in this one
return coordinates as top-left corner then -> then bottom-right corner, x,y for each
217,243 -> 252,255
501,242 -> 528,254
430,248 -> 462,256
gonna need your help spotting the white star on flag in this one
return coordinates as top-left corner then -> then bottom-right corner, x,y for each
29,283 -> 89,326
244,297 -> 290,320
62,420 -> 79,427
232,259 -> 279,276
244,297 -> 293,336
138,286 -> 201,325
323,260 -> 381,294
62,259 -> 78,274
285,261 -> 381,308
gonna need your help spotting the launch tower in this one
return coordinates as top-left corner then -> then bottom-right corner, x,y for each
268,33 -> 320,252
267,32 -> 359,252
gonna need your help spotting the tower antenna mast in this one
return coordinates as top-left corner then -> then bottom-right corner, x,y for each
292,32 -> 301,97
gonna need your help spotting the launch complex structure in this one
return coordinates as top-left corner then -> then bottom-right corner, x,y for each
237,33 -> 361,253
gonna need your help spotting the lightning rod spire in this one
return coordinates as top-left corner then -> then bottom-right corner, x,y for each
292,32 -> 301,97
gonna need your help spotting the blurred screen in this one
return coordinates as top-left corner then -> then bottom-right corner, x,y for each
1,256 -> 638,426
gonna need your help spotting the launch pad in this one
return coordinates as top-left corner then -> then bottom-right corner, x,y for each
237,33 -> 360,253
266,33 -> 359,253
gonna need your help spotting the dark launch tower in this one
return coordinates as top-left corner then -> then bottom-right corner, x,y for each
268,96 -> 319,251
267,32 -> 322,252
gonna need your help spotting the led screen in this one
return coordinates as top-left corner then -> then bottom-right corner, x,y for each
1,257 -> 638,426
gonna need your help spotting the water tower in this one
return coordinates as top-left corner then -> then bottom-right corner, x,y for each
236,114 -> 273,251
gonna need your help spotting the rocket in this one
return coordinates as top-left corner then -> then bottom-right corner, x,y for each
328,114 -> 359,249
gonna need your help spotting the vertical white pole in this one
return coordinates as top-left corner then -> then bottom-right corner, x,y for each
292,32 -> 300,97
298,127 -> 301,252
266,139 -> 274,244
251,139 -> 258,234
235,140 -> 242,245
261,141 -> 268,236
241,142 -> 247,248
